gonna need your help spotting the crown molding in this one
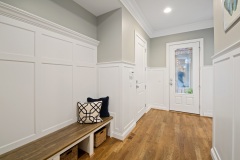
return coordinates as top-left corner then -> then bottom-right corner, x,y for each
0,2 -> 99,46
120,0 -> 153,37
152,20 -> 214,38
120,0 -> 213,38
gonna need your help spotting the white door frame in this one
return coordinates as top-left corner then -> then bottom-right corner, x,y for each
135,31 -> 148,120
166,38 -> 204,115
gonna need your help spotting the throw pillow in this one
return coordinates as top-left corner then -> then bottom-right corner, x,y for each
87,97 -> 110,117
77,101 -> 103,123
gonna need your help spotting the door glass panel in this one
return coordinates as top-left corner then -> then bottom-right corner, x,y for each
175,48 -> 193,94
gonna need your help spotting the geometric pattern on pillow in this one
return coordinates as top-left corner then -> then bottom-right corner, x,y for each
77,101 -> 103,124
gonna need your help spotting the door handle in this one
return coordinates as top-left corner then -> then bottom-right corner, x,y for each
169,82 -> 173,86
136,85 -> 139,89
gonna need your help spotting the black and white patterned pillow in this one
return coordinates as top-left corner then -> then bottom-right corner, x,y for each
77,101 -> 103,123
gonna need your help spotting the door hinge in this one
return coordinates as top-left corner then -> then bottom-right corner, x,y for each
145,85 -> 147,89
145,104 -> 146,107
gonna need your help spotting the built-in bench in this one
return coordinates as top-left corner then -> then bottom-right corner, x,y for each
0,117 -> 113,160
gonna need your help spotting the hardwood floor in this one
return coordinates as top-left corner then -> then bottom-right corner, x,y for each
79,109 -> 212,160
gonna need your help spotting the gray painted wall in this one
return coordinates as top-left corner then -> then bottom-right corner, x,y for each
97,6 -> 150,64
0,0 -> 97,39
150,28 -> 214,67
214,0 -> 240,53
122,5 -> 150,64
97,9 -> 122,63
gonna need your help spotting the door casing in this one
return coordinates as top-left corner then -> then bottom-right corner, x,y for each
135,31 -> 147,122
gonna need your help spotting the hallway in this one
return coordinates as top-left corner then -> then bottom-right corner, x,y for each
79,109 -> 212,160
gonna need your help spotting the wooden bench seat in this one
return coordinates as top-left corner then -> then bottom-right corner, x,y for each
0,117 -> 113,160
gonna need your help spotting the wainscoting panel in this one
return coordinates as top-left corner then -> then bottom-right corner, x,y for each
98,65 -> 121,132
75,66 -> 97,103
212,42 -> 240,160
147,68 -> 168,110
201,66 -> 213,117
122,65 -> 136,134
41,34 -> 73,61
234,54 -> 240,160
0,3 -> 99,154
74,44 -> 95,64
40,64 -> 73,133
97,62 -> 136,140
0,18 -> 35,57
214,56 -> 233,160
0,61 -> 35,150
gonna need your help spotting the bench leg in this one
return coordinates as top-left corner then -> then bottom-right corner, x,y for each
107,122 -> 113,138
78,133 -> 94,157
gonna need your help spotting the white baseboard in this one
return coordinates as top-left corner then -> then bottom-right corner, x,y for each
203,112 -> 213,118
211,148 -> 221,160
149,105 -> 169,111
145,106 -> 151,113
112,121 -> 136,141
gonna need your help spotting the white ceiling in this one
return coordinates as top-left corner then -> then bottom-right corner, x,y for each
73,0 -> 122,16
73,0 -> 213,38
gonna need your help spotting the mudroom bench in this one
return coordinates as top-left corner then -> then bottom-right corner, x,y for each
0,117 -> 113,160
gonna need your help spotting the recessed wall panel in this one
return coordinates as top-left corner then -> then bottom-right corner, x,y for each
234,55 -> 240,160
75,67 -> 96,102
214,58 -> 233,160
0,22 -> 35,56
74,44 -> 95,64
42,34 -> 72,61
147,70 -> 164,105
0,60 -> 35,147
41,64 -> 73,132
98,66 -> 120,131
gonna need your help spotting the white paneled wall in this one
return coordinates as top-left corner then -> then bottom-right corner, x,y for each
0,4 -> 98,154
234,53 -> 240,160
98,62 -> 136,140
211,44 -> 240,160
201,66 -> 213,117
147,68 -> 169,110
147,67 -> 213,117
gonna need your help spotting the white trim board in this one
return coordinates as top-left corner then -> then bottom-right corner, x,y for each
211,147 -> 222,160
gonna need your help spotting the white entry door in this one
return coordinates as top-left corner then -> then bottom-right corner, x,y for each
135,32 -> 147,122
169,42 -> 200,114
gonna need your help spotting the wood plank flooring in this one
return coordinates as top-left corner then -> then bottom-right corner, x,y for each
79,109 -> 212,160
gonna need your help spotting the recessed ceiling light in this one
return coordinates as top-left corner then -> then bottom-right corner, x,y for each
164,7 -> 172,13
